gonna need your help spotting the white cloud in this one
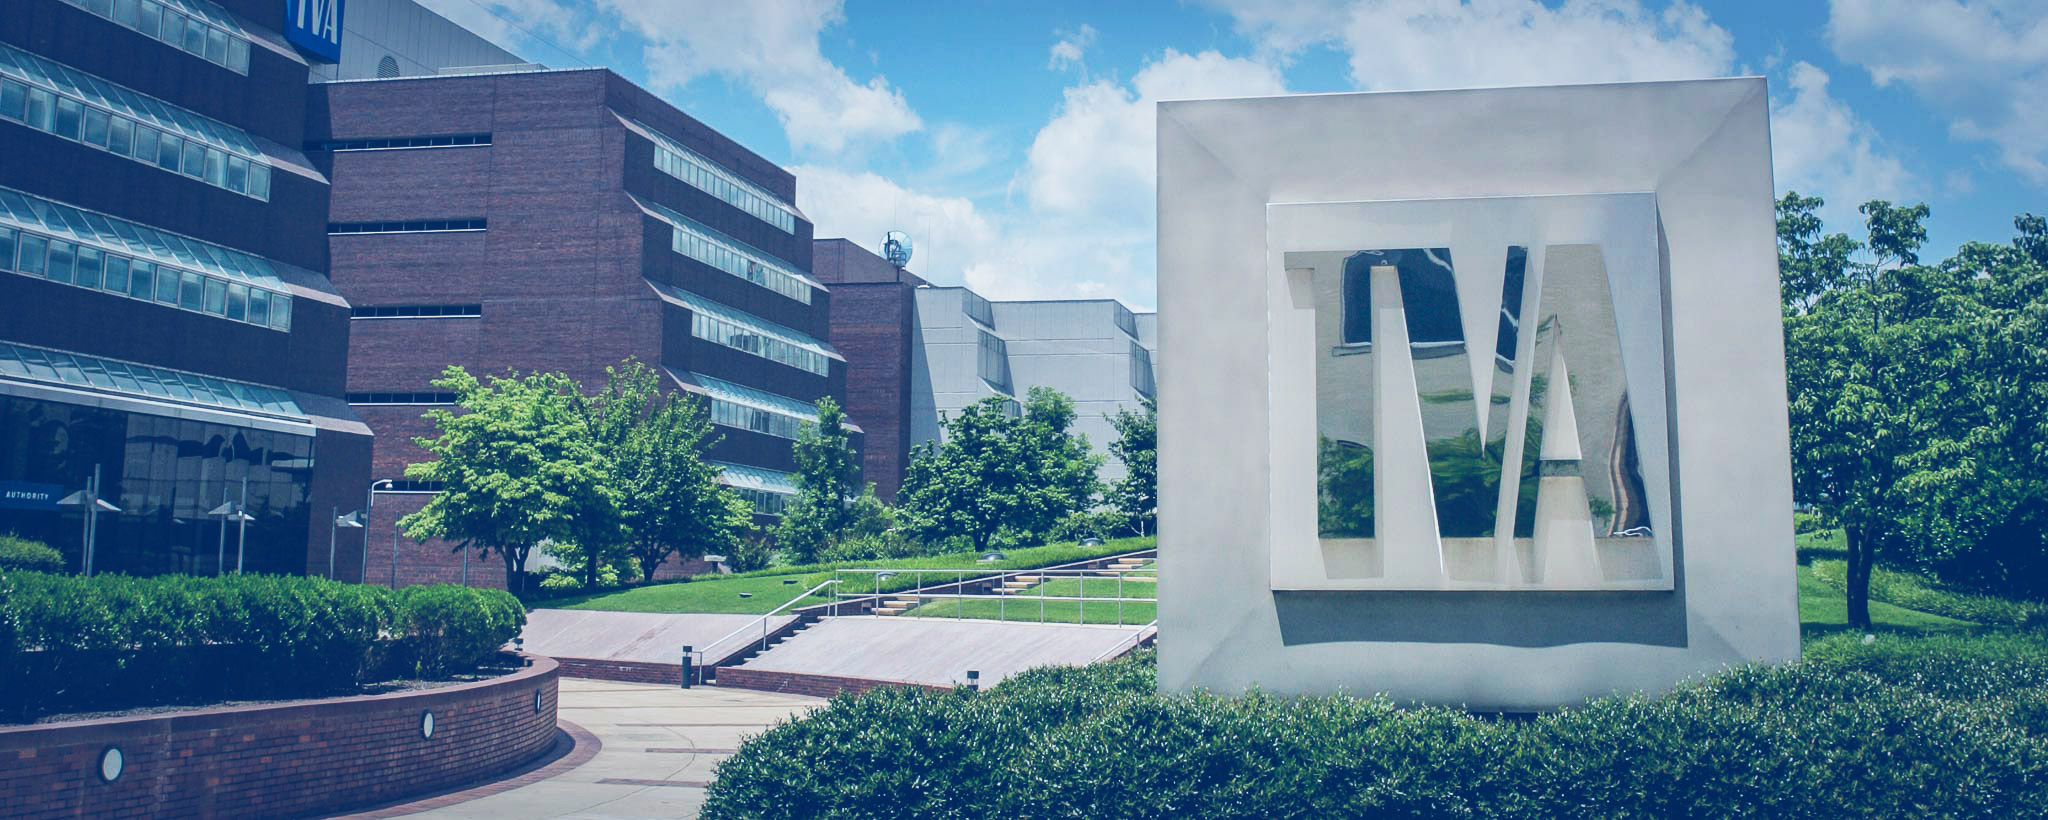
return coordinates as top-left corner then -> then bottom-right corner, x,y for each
413,0 -> 592,58
1205,0 -> 1735,88
792,164 -> 998,282
1048,24 -> 1098,72
1769,61 -> 1916,227
601,0 -> 921,154
1827,0 -> 2048,184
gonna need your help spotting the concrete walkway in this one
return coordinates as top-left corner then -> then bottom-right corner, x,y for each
732,616 -> 1149,688
352,678 -> 823,819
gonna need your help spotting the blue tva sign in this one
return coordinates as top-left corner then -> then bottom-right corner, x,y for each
0,481 -> 62,510
284,0 -> 345,63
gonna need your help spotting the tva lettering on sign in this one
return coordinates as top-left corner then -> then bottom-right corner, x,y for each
284,0 -> 345,63
0,481 -> 63,510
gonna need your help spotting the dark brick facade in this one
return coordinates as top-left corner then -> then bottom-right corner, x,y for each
312,70 -> 856,587
0,656 -> 561,819
811,239 -> 927,500
0,0 -> 370,578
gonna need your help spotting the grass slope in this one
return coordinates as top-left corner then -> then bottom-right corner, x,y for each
547,538 -> 1154,614
905,567 -> 1159,625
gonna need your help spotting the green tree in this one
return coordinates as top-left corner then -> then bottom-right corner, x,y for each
898,387 -> 1103,552
1107,396 -> 1157,536
399,366 -> 619,595
775,397 -> 861,564
1777,194 -> 2047,625
613,387 -> 751,583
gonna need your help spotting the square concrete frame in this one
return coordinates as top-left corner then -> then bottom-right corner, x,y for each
1156,78 -> 1800,710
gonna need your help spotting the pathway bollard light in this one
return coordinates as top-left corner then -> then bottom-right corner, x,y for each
966,670 -> 980,692
681,645 -> 694,689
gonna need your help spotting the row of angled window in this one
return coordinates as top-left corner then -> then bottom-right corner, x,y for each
649,136 -> 798,234
654,206 -> 813,304
347,392 -> 457,405
978,330 -> 1010,390
0,77 -> 270,200
309,134 -> 490,152
328,220 -> 486,234
1130,343 -> 1155,398
708,396 -> 809,440
351,304 -> 481,318
690,312 -> 831,376
61,0 -> 252,75
728,485 -> 791,516
1,226 -> 291,331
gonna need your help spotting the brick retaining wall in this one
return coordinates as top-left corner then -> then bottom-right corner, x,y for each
553,657 -> 683,686
0,656 -> 560,819
712,667 -> 949,698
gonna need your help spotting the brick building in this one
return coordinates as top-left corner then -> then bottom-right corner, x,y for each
0,0 -> 371,578
310,68 -> 857,587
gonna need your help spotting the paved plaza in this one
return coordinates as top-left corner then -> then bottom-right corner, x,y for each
340,678 -> 823,819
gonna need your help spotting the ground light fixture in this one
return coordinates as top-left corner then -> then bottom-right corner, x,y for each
96,746 -> 123,783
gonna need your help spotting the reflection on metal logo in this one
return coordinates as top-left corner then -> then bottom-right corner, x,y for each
284,0 -> 345,63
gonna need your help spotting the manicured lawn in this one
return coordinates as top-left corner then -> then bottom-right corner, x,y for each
1793,527 -> 1977,639
547,538 -> 1154,614
904,563 -> 1158,625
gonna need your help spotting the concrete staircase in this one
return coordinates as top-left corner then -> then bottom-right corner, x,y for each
873,597 -> 923,616
995,575 -> 1044,595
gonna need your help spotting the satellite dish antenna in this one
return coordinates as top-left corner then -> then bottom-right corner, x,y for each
883,230 -> 913,268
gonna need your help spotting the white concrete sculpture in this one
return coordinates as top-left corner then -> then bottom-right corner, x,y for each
1157,79 -> 1799,710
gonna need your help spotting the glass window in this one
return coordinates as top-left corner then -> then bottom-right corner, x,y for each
178,270 -> 203,309
182,142 -> 204,178
271,293 -> 291,329
247,163 -> 269,200
157,132 -> 183,171
205,27 -> 228,64
0,80 -> 24,122
46,240 -> 75,284
107,116 -> 132,156
0,228 -> 12,271
227,38 -> 249,73
203,149 -> 224,186
53,97 -> 82,140
180,15 -> 205,54
17,234 -> 46,275
128,260 -> 155,299
154,264 -> 179,304
113,0 -> 140,27
247,287 -> 269,325
203,277 -> 227,314
82,0 -> 112,15
103,254 -> 129,293
225,155 -> 248,193
225,282 -> 246,319
137,0 -> 161,38
26,88 -> 54,131
75,246 -> 102,288
82,107 -> 110,147
134,125 -> 158,165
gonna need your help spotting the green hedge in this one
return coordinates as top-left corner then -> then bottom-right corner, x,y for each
701,635 -> 2048,820
0,571 -> 524,722
1811,558 -> 2047,627
0,534 -> 64,573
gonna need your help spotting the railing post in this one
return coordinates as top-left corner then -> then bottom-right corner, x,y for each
957,570 -> 964,620
1118,570 -> 1125,626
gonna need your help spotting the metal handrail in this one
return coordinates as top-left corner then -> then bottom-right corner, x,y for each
1089,620 -> 1159,662
701,578 -> 840,658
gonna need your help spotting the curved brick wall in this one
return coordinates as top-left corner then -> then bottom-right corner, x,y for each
0,656 -> 559,819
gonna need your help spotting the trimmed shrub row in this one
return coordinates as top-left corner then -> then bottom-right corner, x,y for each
0,571 -> 524,722
701,634 -> 2048,820
1811,558 -> 2047,627
0,534 -> 64,573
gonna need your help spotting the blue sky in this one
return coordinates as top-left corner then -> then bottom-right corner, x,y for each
421,0 -> 2046,310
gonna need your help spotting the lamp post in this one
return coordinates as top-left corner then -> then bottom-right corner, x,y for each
56,464 -> 120,577
364,479 -> 394,585
330,508 -> 364,579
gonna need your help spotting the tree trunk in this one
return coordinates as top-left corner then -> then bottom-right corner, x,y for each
1844,525 -> 1873,629
506,546 -> 529,597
